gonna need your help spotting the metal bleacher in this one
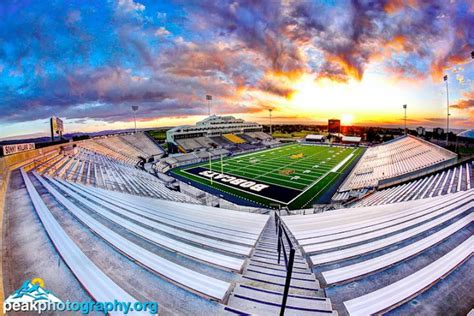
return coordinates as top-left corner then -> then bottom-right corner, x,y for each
351,160 -> 473,207
337,135 -> 457,193
20,169 -> 146,315
344,236 -> 473,315
209,136 -> 234,148
22,169 -> 269,302
283,189 -> 473,314
119,133 -> 164,158
37,148 -> 198,204
223,134 -> 246,144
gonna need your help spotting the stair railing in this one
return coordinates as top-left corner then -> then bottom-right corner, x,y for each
275,212 -> 295,316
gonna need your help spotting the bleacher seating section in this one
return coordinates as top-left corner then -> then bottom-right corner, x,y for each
21,169 -> 269,302
283,189 -> 473,314
176,138 -> 203,152
210,136 -> 235,148
338,135 -> 456,192
223,134 -> 246,144
239,134 -> 258,144
247,132 -> 272,141
351,160 -> 473,207
78,133 -> 163,165
194,137 -> 218,148
36,148 -> 198,203
119,133 -> 164,157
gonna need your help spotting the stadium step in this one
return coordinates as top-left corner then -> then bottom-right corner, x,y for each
225,212 -> 337,315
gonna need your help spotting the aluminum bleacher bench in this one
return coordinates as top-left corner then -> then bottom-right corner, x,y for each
285,193 -> 453,240
49,177 -> 248,271
309,200 -> 472,265
74,182 -> 266,242
299,191 -> 471,246
303,193 -> 472,253
343,235 -> 474,315
20,169 -> 147,316
84,184 -> 267,236
34,172 -> 231,301
63,181 -> 252,256
322,212 -> 473,285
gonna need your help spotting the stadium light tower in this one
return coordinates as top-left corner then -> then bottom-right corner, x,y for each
206,95 -> 212,116
269,108 -> 273,136
444,75 -> 450,146
131,106 -> 139,133
403,104 -> 407,136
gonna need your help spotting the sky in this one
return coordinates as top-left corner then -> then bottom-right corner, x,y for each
0,0 -> 473,139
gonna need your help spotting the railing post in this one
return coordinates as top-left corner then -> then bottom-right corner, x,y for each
277,225 -> 282,264
280,248 -> 295,316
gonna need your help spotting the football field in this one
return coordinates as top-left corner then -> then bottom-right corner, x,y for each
172,143 -> 364,209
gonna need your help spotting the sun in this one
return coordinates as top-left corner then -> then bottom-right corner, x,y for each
341,114 -> 354,125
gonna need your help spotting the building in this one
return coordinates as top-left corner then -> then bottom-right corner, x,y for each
416,126 -> 425,136
328,119 -> 341,134
341,135 -> 361,145
166,115 -> 262,146
305,134 -> 326,143
433,127 -> 444,135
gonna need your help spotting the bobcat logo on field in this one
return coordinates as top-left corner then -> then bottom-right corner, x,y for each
290,153 -> 304,159
279,169 -> 295,176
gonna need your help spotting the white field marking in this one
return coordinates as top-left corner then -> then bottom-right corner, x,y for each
182,169 -> 295,204
220,143 -> 301,174
186,143 -> 354,205
253,146 -> 330,181
213,163 -> 315,189
303,170 -> 311,173
331,152 -> 355,173
287,148 -> 361,205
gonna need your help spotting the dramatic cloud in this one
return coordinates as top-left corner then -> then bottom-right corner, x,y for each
452,89 -> 474,110
0,0 -> 472,127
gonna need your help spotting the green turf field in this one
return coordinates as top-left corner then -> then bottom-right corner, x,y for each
171,143 -> 364,209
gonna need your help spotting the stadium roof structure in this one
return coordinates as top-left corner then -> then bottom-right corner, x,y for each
458,129 -> 474,139
166,115 -> 263,147
341,135 -> 361,143
305,134 -> 326,140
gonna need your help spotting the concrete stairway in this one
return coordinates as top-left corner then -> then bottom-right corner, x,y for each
224,213 -> 337,315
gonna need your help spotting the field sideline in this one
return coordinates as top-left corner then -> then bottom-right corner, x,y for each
171,143 -> 364,209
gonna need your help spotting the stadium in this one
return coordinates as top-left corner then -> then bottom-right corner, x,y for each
1,1 -> 473,315
0,112 -> 472,316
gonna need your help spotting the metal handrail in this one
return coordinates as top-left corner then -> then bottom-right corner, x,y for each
274,212 -> 296,316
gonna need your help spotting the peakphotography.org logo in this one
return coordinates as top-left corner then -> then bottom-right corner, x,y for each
3,278 -> 159,314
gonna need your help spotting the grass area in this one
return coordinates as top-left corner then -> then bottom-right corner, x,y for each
172,143 -> 363,209
147,130 -> 167,142
271,130 -> 320,139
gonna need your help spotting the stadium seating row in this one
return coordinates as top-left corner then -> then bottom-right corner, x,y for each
77,132 -> 163,165
338,135 -> 456,192
119,133 -> 164,157
282,189 -> 473,314
20,169 -> 147,315
78,140 -> 140,165
174,133 -> 273,153
351,160 -> 473,207
176,138 -> 203,152
36,148 -> 199,204
24,170 -> 269,302
223,134 -> 246,144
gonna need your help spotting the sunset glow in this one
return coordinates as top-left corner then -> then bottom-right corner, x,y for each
0,1 -> 473,139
